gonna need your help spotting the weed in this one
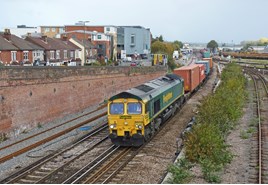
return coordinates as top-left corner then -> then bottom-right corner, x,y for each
37,122 -> 42,128
240,130 -> 250,139
0,133 -> 8,143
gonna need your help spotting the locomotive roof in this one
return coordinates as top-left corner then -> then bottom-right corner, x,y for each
109,74 -> 183,102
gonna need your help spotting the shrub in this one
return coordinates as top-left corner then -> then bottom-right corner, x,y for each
167,158 -> 193,184
183,63 -> 245,182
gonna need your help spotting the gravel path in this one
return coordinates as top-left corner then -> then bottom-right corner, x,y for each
0,104 -> 107,181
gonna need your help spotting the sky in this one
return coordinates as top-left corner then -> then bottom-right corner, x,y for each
1,0 -> 267,44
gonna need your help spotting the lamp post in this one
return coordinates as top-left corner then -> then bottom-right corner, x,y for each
79,21 -> 89,66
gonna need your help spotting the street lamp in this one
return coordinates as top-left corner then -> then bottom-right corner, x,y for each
79,21 -> 90,66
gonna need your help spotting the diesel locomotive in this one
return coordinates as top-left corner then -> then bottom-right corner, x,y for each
107,74 -> 185,146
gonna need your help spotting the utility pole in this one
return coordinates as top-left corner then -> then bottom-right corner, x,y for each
79,21 -> 89,66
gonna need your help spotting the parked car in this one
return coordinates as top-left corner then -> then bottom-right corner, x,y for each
130,61 -> 137,66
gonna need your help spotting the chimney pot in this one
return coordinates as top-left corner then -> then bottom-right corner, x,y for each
3,29 -> 11,41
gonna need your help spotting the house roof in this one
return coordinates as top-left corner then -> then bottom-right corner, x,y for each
0,35 -> 19,50
9,35 -> 43,50
71,38 -> 96,49
0,33 -> 43,51
25,36 -> 80,50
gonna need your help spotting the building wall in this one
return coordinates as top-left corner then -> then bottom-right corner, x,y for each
65,26 -> 104,33
40,26 -> 65,38
0,51 -> 12,64
123,27 -> 151,55
0,50 -> 34,64
0,66 -> 166,135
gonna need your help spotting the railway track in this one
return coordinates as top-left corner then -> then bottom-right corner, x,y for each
0,124 -> 111,184
0,104 -> 107,164
62,146 -> 138,184
246,69 -> 268,183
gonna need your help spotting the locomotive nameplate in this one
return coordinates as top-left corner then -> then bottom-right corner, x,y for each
120,115 -> 132,119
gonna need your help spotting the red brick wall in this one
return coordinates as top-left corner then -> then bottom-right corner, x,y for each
0,66 -> 166,135
0,51 -> 12,64
65,26 -> 104,33
0,51 -> 34,64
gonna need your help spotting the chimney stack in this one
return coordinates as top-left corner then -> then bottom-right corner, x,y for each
3,29 -> 11,41
62,34 -> 68,41
42,35 -> 48,42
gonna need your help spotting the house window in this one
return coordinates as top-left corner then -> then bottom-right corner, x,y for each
131,34 -> 135,46
50,51 -> 55,59
59,28 -> 65,33
70,51 -> 74,58
56,50 -> 60,59
23,51 -> 29,60
52,28 -> 56,32
64,50 -> 68,59
11,51 -> 17,61
45,28 -> 50,32
106,27 -> 110,32
75,50 -> 80,59
97,35 -> 102,40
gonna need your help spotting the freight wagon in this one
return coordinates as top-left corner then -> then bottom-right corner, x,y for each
195,61 -> 210,75
202,58 -> 213,70
173,65 -> 200,93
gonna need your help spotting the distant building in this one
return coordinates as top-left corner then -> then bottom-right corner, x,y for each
65,25 -> 117,60
40,26 -> 65,38
69,37 -> 97,65
117,26 -> 151,58
3,25 -> 39,38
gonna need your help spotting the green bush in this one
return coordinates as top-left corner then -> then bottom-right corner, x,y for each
167,158 -> 193,184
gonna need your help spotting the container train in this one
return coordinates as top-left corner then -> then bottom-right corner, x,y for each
107,58 -> 213,146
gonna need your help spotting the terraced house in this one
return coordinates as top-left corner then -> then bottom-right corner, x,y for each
0,29 -> 44,65
25,35 -> 81,66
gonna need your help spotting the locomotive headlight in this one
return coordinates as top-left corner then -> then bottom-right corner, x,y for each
110,124 -> 116,129
124,121 -> 128,125
135,124 -> 143,129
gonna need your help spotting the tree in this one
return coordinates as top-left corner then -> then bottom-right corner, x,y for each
173,40 -> 183,50
159,35 -> 164,42
207,40 -> 218,51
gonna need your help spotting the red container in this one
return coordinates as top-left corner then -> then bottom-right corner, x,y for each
202,58 -> 213,70
173,65 -> 200,92
195,64 -> 206,83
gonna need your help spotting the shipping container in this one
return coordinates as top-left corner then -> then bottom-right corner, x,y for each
195,64 -> 206,83
195,61 -> 210,75
203,51 -> 210,58
173,65 -> 200,93
202,58 -> 213,70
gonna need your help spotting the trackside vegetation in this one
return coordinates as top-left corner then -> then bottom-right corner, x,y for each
168,63 -> 247,183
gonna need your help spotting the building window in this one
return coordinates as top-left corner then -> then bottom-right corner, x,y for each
64,50 -> 68,59
106,27 -> 110,32
59,28 -> 65,33
56,50 -> 60,59
97,35 -> 101,40
52,28 -> 56,32
45,28 -> 50,33
11,51 -> 17,61
50,51 -> 55,59
23,51 -> 29,60
131,34 -> 135,46
70,51 -> 74,58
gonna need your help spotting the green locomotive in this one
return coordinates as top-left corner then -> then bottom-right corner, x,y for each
108,74 -> 185,146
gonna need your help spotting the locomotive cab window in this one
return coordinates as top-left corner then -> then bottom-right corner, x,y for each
127,103 -> 142,114
110,103 -> 124,115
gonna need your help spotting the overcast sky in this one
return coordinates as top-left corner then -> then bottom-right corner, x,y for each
1,0 -> 267,44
